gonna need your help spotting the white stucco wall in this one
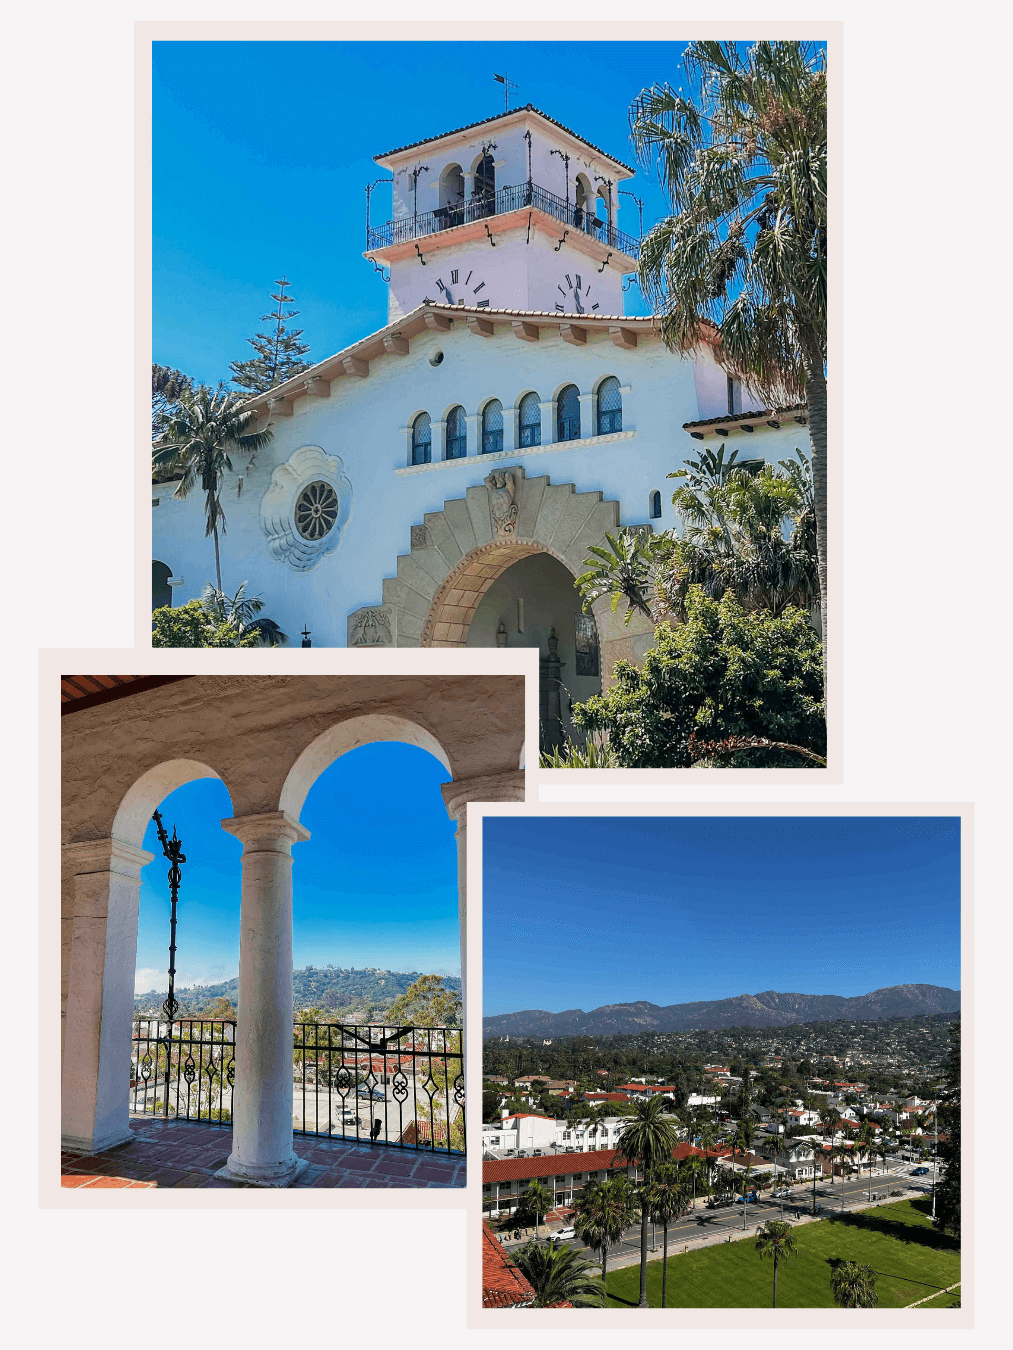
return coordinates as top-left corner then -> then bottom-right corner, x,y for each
153,317 -> 812,648
387,230 -> 626,323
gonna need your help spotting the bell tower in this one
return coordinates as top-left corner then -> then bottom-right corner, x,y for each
364,105 -> 642,322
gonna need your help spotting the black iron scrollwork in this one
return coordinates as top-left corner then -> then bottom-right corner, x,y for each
152,809 -> 185,1028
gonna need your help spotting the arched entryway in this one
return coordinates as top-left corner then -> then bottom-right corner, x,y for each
419,540 -> 601,750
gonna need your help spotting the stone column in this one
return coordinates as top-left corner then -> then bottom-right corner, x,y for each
217,811 -> 310,1187
441,769 -> 525,1016
538,400 -> 556,446
578,391 -> 595,439
62,838 -> 154,1154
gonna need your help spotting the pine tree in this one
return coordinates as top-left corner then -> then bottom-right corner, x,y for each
933,1019 -> 960,1237
229,276 -> 312,393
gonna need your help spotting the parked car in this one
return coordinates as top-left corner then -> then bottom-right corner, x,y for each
911,1167 -> 930,1176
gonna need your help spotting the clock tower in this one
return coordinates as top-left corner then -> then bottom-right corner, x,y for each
364,105 -> 641,321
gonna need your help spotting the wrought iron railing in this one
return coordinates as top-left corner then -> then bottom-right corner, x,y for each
293,1021 -> 464,1156
130,1018 -> 465,1156
367,180 -> 641,260
131,1018 -> 236,1125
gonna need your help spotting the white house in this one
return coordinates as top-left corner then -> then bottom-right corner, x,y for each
153,103 -> 811,740
482,1111 -> 630,1157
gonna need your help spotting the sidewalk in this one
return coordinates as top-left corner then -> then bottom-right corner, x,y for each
61,1117 -> 465,1188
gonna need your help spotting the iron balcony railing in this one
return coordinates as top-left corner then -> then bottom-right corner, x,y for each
131,1018 -> 465,1156
367,180 -> 641,261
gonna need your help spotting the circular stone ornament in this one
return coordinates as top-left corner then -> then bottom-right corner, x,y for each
260,446 -> 352,571
294,480 -> 339,540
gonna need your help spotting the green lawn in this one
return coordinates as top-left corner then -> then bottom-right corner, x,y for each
605,1200 -> 960,1308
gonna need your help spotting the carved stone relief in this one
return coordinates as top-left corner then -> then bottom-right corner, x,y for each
347,606 -> 395,647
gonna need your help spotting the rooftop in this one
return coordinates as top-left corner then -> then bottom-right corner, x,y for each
482,1223 -> 536,1309
374,104 -> 636,175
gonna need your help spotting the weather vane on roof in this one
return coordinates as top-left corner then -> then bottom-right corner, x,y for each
494,72 -> 519,112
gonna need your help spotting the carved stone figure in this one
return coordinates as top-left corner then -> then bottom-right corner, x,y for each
484,466 -> 521,536
349,607 -> 393,646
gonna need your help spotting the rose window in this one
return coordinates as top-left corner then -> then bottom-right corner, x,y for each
294,480 -> 339,540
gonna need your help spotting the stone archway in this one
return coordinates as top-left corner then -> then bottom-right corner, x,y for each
348,464 -> 655,682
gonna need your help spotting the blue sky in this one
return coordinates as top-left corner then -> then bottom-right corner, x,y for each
135,741 -> 459,994
152,39 -> 693,384
482,817 -> 961,1015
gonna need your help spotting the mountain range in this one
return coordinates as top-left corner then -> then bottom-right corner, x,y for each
135,965 -> 461,1013
481,984 -> 960,1039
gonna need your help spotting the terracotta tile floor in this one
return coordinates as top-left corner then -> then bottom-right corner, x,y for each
61,1117 -> 465,1188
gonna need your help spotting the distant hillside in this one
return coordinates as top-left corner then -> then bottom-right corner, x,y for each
482,984 -> 960,1039
135,965 -> 461,1015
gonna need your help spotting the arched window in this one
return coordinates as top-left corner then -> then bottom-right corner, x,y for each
595,190 -> 610,242
557,384 -> 581,442
446,405 -> 467,459
649,490 -> 662,520
473,154 -> 495,217
596,377 -> 622,435
482,399 -> 503,455
518,392 -> 541,448
152,560 -> 172,612
411,412 -> 432,465
438,163 -> 465,228
574,177 -> 590,230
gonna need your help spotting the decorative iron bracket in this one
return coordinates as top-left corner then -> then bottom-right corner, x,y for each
415,243 -> 426,265
554,229 -> 569,253
370,257 -> 390,282
598,251 -> 613,273
485,223 -> 496,247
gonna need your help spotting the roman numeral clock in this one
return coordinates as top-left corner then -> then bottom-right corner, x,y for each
555,272 -> 600,315
432,269 -> 491,308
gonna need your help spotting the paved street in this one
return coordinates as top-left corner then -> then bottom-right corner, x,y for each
499,1162 -> 937,1270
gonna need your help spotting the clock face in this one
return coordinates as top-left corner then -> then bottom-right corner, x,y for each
432,268 -> 491,308
555,272 -> 601,316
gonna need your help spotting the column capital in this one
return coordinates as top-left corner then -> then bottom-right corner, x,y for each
63,837 -> 154,878
441,769 -> 525,824
220,811 -> 311,849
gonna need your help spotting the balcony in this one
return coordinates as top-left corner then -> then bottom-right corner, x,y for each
367,181 -> 641,261
62,1117 -> 464,1188
103,1016 -> 466,1187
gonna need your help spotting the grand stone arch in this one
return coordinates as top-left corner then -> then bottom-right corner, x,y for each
348,465 -> 655,680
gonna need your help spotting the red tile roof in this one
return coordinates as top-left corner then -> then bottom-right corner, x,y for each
482,1224 -> 536,1309
484,1141 -> 709,1183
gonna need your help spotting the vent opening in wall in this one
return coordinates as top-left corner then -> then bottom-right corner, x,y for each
649,489 -> 662,519
429,350 -> 444,366
294,480 -> 340,540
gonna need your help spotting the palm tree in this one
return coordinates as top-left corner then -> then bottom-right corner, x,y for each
631,41 -> 828,698
833,1140 -> 852,1208
573,1174 -> 639,1286
681,1152 -> 706,1212
644,1164 -> 691,1308
830,1260 -> 879,1308
152,384 -> 274,591
854,1121 -> 876,1195
200,582 -> 288,647
511,1240 -> 606,1308
612,1095 -> 680,1308
518,1179 -> 552,1240
754,1219 -> 799,1307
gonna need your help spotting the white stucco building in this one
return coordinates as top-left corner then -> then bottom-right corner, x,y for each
153,104 -> 809,735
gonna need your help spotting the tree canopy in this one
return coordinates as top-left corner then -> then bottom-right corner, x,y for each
571,587 -> 825,767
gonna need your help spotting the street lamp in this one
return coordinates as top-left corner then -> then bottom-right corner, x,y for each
152,808 -> 186,1120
